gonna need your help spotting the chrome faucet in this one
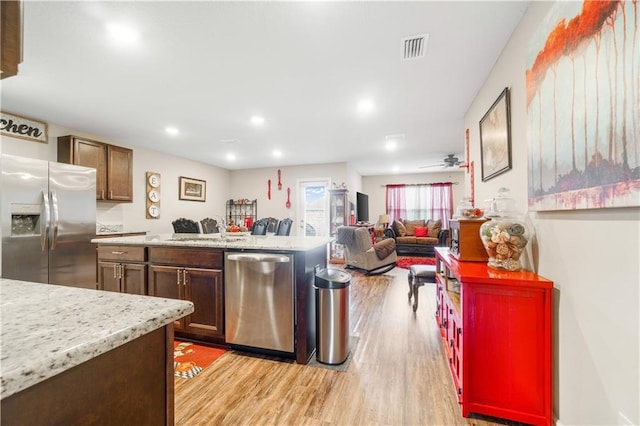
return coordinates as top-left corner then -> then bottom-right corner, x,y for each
211,215 -> 227,237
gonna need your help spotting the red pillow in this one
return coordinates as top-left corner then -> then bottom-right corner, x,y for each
414,226 -> 428,237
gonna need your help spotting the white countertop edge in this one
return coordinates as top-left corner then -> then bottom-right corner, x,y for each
92,233 -> 334,251
0,279 -> 194,399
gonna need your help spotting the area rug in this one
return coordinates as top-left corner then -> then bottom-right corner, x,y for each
396,256 -> 436,269
173,341 -> 226,379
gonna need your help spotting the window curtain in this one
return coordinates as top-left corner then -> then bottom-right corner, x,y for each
385,182 -> 453,228
385,184 -> 405,222
427,183 -> 454,228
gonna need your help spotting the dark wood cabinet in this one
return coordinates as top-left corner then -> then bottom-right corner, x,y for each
1,326 -> 174,425
148,248 -> 224,342
1,0 -> 22,80
58,135 -> 133,202
435,247 -> 553,426
107,144 -> 133,201
97,245 -> 147,294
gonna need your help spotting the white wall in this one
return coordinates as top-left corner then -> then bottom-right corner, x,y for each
465,2 -> 639,424
1,124 -> 231,234
362,170 -> 467,222
230,162 -> 357,236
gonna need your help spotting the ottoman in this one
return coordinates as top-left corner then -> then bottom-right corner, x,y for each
407,265 -> 436,312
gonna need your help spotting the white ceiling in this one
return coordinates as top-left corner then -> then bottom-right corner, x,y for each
1,1 -> 529,176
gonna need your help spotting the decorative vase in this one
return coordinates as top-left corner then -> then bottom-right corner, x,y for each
479,188 -> 531,272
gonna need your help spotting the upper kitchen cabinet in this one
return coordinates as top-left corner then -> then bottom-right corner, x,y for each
58,135 -> 133,202
1,0 -> 22,80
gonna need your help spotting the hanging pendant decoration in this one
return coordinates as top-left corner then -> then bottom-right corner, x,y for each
285,187 -> 291,208
267,179 -> 271,200
277,169 -> 282,190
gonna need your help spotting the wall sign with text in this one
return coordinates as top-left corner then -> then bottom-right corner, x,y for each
0,111 -> 48,143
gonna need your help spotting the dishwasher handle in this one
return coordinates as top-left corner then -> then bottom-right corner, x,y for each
227,253 -> 290,263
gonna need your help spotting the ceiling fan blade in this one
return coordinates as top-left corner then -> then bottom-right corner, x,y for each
419,163 -> 445,168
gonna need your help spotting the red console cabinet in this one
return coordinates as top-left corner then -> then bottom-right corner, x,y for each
435,247 -> 553,426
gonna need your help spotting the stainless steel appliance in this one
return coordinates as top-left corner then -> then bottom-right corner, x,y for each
1,154 -> 96,288
224,252 -> 294,353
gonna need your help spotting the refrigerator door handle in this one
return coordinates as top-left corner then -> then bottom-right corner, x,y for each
42,190 -> 51,251
50,190 -> 60,250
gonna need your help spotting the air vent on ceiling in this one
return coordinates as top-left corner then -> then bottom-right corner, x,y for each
401,34 -> 429,60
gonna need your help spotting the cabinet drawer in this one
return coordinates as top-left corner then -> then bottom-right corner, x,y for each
149,247 -> 223,269
97,245 -> 146,262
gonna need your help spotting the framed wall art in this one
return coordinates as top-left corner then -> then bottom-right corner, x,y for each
526,1 -> 639,210
480,87 -> 512,181
179,176 -> 206,202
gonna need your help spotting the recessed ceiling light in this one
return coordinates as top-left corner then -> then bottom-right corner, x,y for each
226,153 -> 236,161
357,99 -> 374,114
385,134 -> 404,150
392,166 -> 399,173
106,22 -> 139,45
272,149 -> 282,158
165,126 -> 179,135
250,115 -> 265,126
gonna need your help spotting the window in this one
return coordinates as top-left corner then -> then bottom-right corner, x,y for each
386,183 -> 453,228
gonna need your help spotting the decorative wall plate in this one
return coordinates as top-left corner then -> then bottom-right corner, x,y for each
148,205 -> 160,218
148,174 -> 160,188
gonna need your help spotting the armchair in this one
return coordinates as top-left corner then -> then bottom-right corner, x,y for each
336,226 -> 397,275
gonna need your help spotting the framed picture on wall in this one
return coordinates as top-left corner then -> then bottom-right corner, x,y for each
479,87 -> 512,181
179,176 -> 206,202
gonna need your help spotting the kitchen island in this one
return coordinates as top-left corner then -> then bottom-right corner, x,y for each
93,233 -> 333,364
0,278 -> 193,425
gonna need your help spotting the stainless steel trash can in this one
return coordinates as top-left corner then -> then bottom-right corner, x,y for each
314,268 -> 351,364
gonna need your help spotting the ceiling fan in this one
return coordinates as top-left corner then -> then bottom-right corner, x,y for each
420,154 -> 463,169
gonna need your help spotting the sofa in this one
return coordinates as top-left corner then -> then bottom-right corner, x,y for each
384,218 -> 449,257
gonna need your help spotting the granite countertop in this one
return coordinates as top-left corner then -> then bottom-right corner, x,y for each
0,279 -> 194,399
92,233 -> 334,251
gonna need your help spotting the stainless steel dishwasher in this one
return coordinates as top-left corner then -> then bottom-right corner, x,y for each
224,252 -> 295,353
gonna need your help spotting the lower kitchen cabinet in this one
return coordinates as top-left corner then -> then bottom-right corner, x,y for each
435,247 -> 553,426
98,261 -> 147,295
148,248 -> 224,342
97,245 -> 147,294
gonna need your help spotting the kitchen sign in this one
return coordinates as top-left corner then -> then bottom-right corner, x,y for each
0,111 -> 48,143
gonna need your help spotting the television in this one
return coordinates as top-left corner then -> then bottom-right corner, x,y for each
356,192 -> 369,223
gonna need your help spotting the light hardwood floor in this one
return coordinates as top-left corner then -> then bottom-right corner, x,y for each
175,265 -> 513,425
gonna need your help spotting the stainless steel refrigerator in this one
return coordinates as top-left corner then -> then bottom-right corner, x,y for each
1,154 -> 97,288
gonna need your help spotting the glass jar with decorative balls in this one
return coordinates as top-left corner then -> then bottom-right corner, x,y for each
479,188 -> 532,271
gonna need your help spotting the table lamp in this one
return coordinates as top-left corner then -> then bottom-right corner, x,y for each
378,214 -> 390,228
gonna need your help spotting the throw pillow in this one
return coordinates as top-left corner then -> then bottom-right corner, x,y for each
373,239 -> 396,260
394,220 -> 407,237
404,219 -> 425,236
426,219 -> 442,238
414,226 -> 428,237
